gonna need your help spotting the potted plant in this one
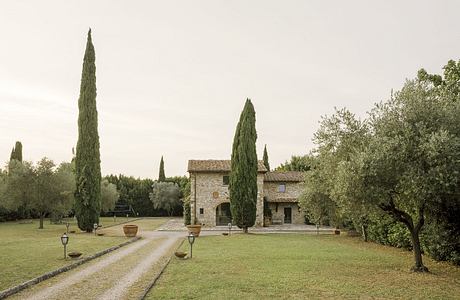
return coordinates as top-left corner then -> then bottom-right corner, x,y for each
187,223 -> 202,237
123,224 -> 138,237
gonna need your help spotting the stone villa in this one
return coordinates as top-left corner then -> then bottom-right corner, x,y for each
188,160 -> 305,227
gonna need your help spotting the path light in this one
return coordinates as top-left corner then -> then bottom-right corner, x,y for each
228,222 -> 232,235
60,233 -> 69,259
126,214 -> 129,221
65,222 -> 70,234
113,214 -> 116,223
316,224 -> 319,235
187,233 -> 196,259
93,223 -> 98,236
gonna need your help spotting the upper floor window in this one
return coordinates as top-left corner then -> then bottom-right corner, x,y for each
278,184 -> 286,193
223,175 -> 230,186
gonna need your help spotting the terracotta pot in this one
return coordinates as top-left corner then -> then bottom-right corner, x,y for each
123,224 -> 138,237
68,252 -> 82,259
187,224 -> 202,237
175,251 -> 187,258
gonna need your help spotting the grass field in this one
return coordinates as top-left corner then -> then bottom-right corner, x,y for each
0,217 -> 168,291
148,233 -> 460,299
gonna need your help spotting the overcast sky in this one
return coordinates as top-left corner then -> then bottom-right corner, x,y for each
1,1 -> 459,178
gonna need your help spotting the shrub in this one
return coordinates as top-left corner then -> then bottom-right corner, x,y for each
422,219 -> 460,265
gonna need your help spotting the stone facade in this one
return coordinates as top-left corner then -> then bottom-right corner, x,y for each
188,160 -> 305,227
263,181 -> 305,225
190,171 -> 265,227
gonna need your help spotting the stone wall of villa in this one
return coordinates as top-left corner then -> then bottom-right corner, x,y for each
264,181 -> 305,225
263,181 -> 305,203
190,172 -> 264,227
268,202 -> 305,225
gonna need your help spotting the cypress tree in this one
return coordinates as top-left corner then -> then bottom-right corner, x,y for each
9,141 -> 23,162
74,29 -> 101,232
229,99 -> 258,233
158,156 -> 166,182
263,144 -> 270,171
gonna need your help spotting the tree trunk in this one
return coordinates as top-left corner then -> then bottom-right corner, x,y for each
39,213 -> 44,229
361,224 -> 368,242
408,227 -> 428,272
380,198 -> 428,272
243,226 -> 248,233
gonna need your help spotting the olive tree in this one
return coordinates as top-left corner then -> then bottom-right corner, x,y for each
301,109 -> 370,232
101,178 -> 119,213
149,181 -> 181,216
3,158 -> 75,228
356,80 -> 460,272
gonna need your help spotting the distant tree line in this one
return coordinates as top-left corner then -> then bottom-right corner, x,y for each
104,174 -> 189,218
0,144 -> 119,228
0,148 -> 189,224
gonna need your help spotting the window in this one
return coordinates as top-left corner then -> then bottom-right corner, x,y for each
199,208 -> 204,214
223,175 -> 230,186
278,184 -> 286,193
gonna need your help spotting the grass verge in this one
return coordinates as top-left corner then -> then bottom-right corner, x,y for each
0,217 -> 168,291
148,233 -> 460,299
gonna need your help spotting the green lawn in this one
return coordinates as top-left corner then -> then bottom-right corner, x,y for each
0,217 -> 168,291
148,234 -> 460,299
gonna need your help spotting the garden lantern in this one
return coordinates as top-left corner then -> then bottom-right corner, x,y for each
113,214 -> 116,222
60,233 -> 69,259
187,233 -> 196,258
93,223 -> 98,236
126,214 -> 129,221
228,222 -> 232,235
65,222 -> 70,234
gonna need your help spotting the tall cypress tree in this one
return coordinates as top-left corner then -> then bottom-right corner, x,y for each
158,156 -> 166,182
229,99 -> 258,233
263,144 -> 270,171
74,29 -> 101,232
9,141 -> 23,162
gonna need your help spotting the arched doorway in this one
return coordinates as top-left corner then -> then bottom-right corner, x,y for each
216,202 -> 232,226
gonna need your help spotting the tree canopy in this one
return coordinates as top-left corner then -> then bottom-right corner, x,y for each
229,99 -> 258,233
149,181 -> 181,216
276,155 -> 312,172
9,141 -> 23,162
74,29 -> 102,232
300,60 -> 460,270
158,156 -> 166,182
263,145 -> 270,171
1,158 -> 74,228
100,178 -> 119,212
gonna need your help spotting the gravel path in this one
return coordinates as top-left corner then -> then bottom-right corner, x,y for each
99,235 -> 179,300
14,231 -> 184,300
27,239 -> 151,300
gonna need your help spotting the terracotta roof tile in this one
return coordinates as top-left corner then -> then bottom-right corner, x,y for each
263,171 -> 305,182
267,197 -> 299,203
188,160 -> 267,173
